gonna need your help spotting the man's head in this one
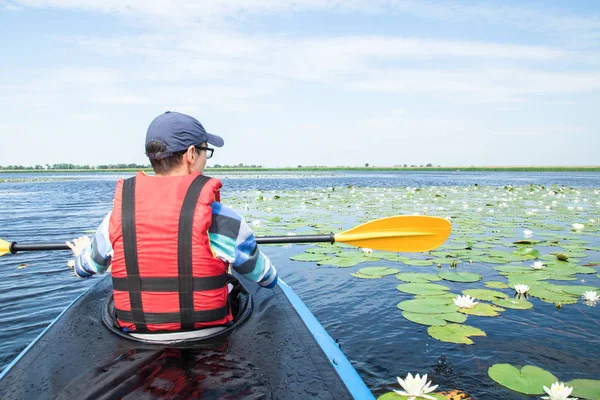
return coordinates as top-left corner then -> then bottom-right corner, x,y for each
145,111 -> 224,175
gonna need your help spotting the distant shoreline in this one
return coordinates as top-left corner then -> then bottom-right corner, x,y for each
1,166 -> 600,173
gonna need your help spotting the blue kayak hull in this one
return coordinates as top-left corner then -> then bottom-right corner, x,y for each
0,274 -> 374,399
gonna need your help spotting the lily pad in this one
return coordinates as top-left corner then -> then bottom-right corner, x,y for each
567,379 -> 600,400
439,272 -> 482,283
395,272 -> 441,283
402,260 -> 435,267
439,312 -> 468,324
462,289 -> 508,301
356,266 -> 400,277
458,303 -> 504,317
396,283 -> 451,295
513,248 -> 540,259
397,298 -> 457,314
317,257 -> 364,268
492,298 -> 533,310
351,272 -> 385,279
304,247 -> 341,254
402,311 -> 448,326
559,285 -> 599,296
290,253 -> 331,262
427,323 -> 486,344
487,364 -> 557,395
485,281 -> 509,289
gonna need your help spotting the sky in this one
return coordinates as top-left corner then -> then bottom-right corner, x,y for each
0,0 -> 599,168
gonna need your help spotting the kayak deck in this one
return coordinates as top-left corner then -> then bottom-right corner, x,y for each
0,275 -> 370,399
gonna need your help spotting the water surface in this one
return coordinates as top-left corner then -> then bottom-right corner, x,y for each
1,170 -> 599,398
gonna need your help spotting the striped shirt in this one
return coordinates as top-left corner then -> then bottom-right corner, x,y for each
75,202 -> 278,288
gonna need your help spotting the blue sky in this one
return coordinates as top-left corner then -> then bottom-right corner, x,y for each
1,1 -> 599,167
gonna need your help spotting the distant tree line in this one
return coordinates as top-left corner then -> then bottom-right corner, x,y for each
0,162 -> 264,170
0,163 -> 150,170
209,163 -> 263,168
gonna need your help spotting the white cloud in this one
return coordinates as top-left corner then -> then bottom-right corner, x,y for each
351,68 -> 600,98
3,0 -> 600,166
11,0 -> 600,43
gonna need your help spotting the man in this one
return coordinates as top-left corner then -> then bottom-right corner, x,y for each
67,111 -> 277,333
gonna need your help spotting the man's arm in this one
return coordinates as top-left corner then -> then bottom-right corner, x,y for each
208,202 -> 278,288
71,212 -> 113,278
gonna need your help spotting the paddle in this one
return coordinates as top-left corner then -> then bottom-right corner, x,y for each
0,215 -> 451,257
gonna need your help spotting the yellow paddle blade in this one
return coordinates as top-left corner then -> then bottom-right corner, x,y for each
334,215 -> 451,252
0,239 -> 11,257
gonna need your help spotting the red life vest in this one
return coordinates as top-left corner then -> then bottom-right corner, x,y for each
108,171 -> 232,332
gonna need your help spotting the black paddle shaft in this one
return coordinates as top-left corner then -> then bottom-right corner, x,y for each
7,233 -> 335,254
257,233 -> 335,245
9,242 -> 70,254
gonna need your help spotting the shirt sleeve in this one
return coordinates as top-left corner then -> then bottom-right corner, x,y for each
74,211 -> 113,278
208,202 -> 278,288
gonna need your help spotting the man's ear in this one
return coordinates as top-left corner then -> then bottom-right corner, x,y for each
185,145 -> 196,162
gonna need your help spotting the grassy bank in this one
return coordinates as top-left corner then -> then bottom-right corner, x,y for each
1,166 -> 600,173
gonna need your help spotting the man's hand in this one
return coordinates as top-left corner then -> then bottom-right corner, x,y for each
66,236 -> 91,258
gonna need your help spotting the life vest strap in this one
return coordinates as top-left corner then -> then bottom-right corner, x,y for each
178,175 -> 212,330
121,177 -> 148,331
112,274 -> 227,292
115,305 -> 229,325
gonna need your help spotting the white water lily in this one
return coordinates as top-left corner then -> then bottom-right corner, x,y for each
542,382 -> 578,400
523,229 -> 533,238
251,220 -> 261,227
572,223 -> 585,231
453,295 -> 478,309
582,291 -> 599,302
531,261 -> 545,270
394,373 -> 438,400
514,284 -> 530,295
361,248 -> 373,254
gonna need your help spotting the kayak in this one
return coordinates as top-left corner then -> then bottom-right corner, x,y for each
0,273 -> 375,399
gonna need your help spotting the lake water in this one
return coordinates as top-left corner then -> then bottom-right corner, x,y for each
1,170 -> 599,398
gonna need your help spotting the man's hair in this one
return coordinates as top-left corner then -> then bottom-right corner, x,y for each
146,141 -> 188,175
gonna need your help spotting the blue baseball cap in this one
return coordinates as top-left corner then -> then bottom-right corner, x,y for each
145,111 -> 224,160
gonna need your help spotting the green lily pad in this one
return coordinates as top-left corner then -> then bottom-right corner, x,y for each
487,364 -> 557,395
567,379 -> 600,400
485,281 -> 509,289
317,257 -> 364,268
402,311 -> 448,326
494,266 -> 536,275
397,298 -> 457,314
458,303 -> 504,317
492,298 -> 533,310
439,312 -> 468,324
463,289 -> 508,301
402,259 -> 435,267
427,323 -> 486,344
396,283 -> 451,295
439,272 -> 482,283
356,266 -> 400,276
351,272 -> 384,279
414,292 -> 459,301
304,247 -> 341,254
527,286 -> 579,304
395,272 -> 441,283
290,253 -> 331,262
559,285 -> 599,296
513,248 -> 540,259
